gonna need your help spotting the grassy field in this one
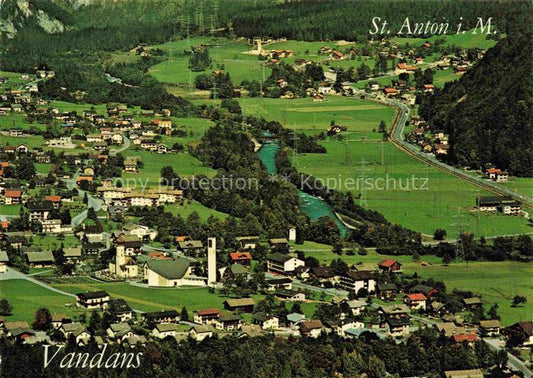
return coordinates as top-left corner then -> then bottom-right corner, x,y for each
164,200 -> 230,220
0,280 -> 79,322
289,134 -> 531,237
0,204 -> 21,216
501,178 -> 533,200
240,96 -> 395,139
31,235 -> 80,251
391,30 -> 500,49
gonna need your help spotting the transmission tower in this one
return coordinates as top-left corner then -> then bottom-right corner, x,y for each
356,158 -> 369,207
451,210 -> 466,263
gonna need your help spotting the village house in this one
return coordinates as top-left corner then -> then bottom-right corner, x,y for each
265,277 -> 293,291
215,315 -> 242,331
379,304 -> 411,336
221,264 -> 248,281
194,309 -> 221,325
25,251 -> 55,268
229,252 -> 252,265
121,223 -> 157,241
235,236 -> 259,250
341,299 -> 366,317
3,190 -> 22,205
266,253 -> 304,275
151,323 -> 180,339
377,283 -> 398,301
485,168 -> 509,182
274,289 -> 306,302
123,157 -> 139,173
107,299 -> 134,322
299,320 -> 324,338
404,293 -> 427,310
60,322 -> 91,345
0,251 -> 9,273
76,291 -> 110,309
479,319 -> 501,337
377,259 -> 402,273
142,310 -> 180,325
224,298 -> 255,313
252,312 -> 279,330
189,325 -> 213,341
177,240 -> 204,255
107,323 -> 134,343
409,284 -> 438,298
339,270 -> 377,295
462,297 -> 483,309
285,313 -> 306,330
51,314 -> 68,329
504,321 -> 533,347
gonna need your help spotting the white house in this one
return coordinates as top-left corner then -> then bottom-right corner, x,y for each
267,253 -> 304,275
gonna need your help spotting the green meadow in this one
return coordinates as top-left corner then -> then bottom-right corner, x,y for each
291,137 -> 531,237
164,200 -> 230,220
239,96 -> 395,139
0,280 -> 79,322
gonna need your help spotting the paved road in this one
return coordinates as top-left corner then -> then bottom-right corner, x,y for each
485,338 -> 532,377
65,172 -> 104,227
109,136 -> 131,156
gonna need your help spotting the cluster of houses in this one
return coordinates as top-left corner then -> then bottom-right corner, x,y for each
406,118 -> 451,156
96,184 -> 183,208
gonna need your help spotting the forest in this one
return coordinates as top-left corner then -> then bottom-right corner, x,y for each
0,328 -> 508,378
419,20 -> 532,176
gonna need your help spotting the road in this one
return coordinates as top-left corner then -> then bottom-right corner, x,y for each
64,172 -> 104,227
383,97 -> 532,208
109,136 -> 131,156
485,338 -> 532,377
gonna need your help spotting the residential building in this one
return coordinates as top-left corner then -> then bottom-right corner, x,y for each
76,291 -> 110,309
266,253 -> 304,275
339,270 -> 377,295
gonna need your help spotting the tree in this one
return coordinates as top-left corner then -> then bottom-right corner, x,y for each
32,307 -> 52,331
512,295 -> 527,307
333,241 -> 343,255
291,302 -> 303,314
83,192 -> 88,205
87,207 -> 97,221
181,306 -> 189,322
0,299 -> 12,316
378,120 -> 386,133
434,229 -> 447,240
488,303 -> 500,320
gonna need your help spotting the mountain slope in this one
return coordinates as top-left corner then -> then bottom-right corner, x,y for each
0,0 -> 72,37
419,28 -> 532,176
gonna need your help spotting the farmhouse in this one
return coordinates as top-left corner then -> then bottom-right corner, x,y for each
379,304 -> 411,336
476,196 -> 521,215
377,259 -> 402,273
479,320 -> 501,336
235,236 -> 259,250
25,251 -> 55,268
409,284 -> 438,298
485,168 -> 509,182
224,298 -> 255,313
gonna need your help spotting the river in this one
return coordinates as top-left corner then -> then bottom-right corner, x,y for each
257,141 -> 348,237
